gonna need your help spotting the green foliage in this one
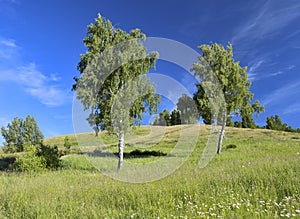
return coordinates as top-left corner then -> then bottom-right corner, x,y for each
192,42 -> 264,153
14,143 -> 61,172
37,144 -> 61,169
73,13 -> 160,169
1,115 -> 44,153
170,109 -> 181,126
63,136 -> 72,150
1,117 -> 23,152
266,114 -> 294,132
15,144 -> 46,172
192,43 -> 264,124
240,100 -> 265,128
73,14 -> 160,134
153,109 -> 172,126
176,94 -> 198,124
234,120 -> 243,128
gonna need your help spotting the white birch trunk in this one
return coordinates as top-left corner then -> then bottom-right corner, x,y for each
217,114 -> 226,154
118,131 -> 125,171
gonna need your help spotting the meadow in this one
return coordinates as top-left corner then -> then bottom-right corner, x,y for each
0,125 -> 300,218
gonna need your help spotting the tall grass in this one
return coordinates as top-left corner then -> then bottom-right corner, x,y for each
0,125 -> 299,218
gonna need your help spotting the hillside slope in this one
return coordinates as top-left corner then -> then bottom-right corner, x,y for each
1,125 -> 300,218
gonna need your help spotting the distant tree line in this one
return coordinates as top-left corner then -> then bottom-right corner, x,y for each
264,114 -> 300,133
153,94 -> 199,126
225,114 -> 300,133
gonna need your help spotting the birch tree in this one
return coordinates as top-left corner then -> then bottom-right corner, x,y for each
73,14 -> 160,170
192,43 -> 263,154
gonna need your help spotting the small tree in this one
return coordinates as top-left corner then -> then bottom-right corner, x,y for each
192,43 -> 264,154
73,14 -> 160,170
63,136 -> 72,150
153,109 -> 171,126
176,94 -> 199,124
266,114 -> 293,132
170,109 -> 181,125
240,101 -> 264,128
22,115 -> 44,145
1,115 -> 43,153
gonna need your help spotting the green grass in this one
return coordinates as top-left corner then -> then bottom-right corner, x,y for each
0,125 -> 300,218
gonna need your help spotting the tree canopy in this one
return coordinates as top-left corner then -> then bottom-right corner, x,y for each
192,43 -> 264,153
73,14 -> 160,170
176,94 -> 199,124
1,115 -> 44,153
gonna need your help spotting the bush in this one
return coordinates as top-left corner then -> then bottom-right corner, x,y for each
63,136 -> 72,150
15,144 -> 46,172
37,144 -> 61,169
15,143 -> 61,172
2,143 -> 18,154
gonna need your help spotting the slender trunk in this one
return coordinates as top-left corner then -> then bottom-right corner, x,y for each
95,126 -> 99,137
118,131 -> 125,171
217,114 -> 226,154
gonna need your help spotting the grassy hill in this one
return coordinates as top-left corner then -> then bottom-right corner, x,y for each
0,125 -> 300,218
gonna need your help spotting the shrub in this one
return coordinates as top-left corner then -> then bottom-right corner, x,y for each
63,136 -> 72,150
37,144 -> 61,169
15,144 -> 46,172
15,143 -> 61,172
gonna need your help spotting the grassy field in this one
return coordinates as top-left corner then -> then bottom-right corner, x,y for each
0,125 -> 300,218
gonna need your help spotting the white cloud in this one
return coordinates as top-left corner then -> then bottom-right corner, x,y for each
248,60 -> 265,81
0,37 -> 19,60
0,39 -> 16,48
269,71 -> 283,77
0,36 -> 71,107
27,86 -> 70,107
0,63 -> 71,107
287,65 -> 296,70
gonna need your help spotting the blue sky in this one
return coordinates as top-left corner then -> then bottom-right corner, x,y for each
1,0 -> 300,144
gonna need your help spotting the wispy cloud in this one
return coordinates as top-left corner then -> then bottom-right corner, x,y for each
246,58 -> 296,81
285,29 -> 300,40
0,37 -> 19,60
283,103 -> 300,115
287,65 -> 296,70
269,71 -> 283,77
0,63 -> 71,106
233,0 -> 300,44
0,36 -> 71,107
262,80 -> 300,106
247,59 -> 265,81
0,39 -> 16,48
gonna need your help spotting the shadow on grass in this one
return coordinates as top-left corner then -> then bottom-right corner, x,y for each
0,157 -> 16,171
86,149 -> 167,159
